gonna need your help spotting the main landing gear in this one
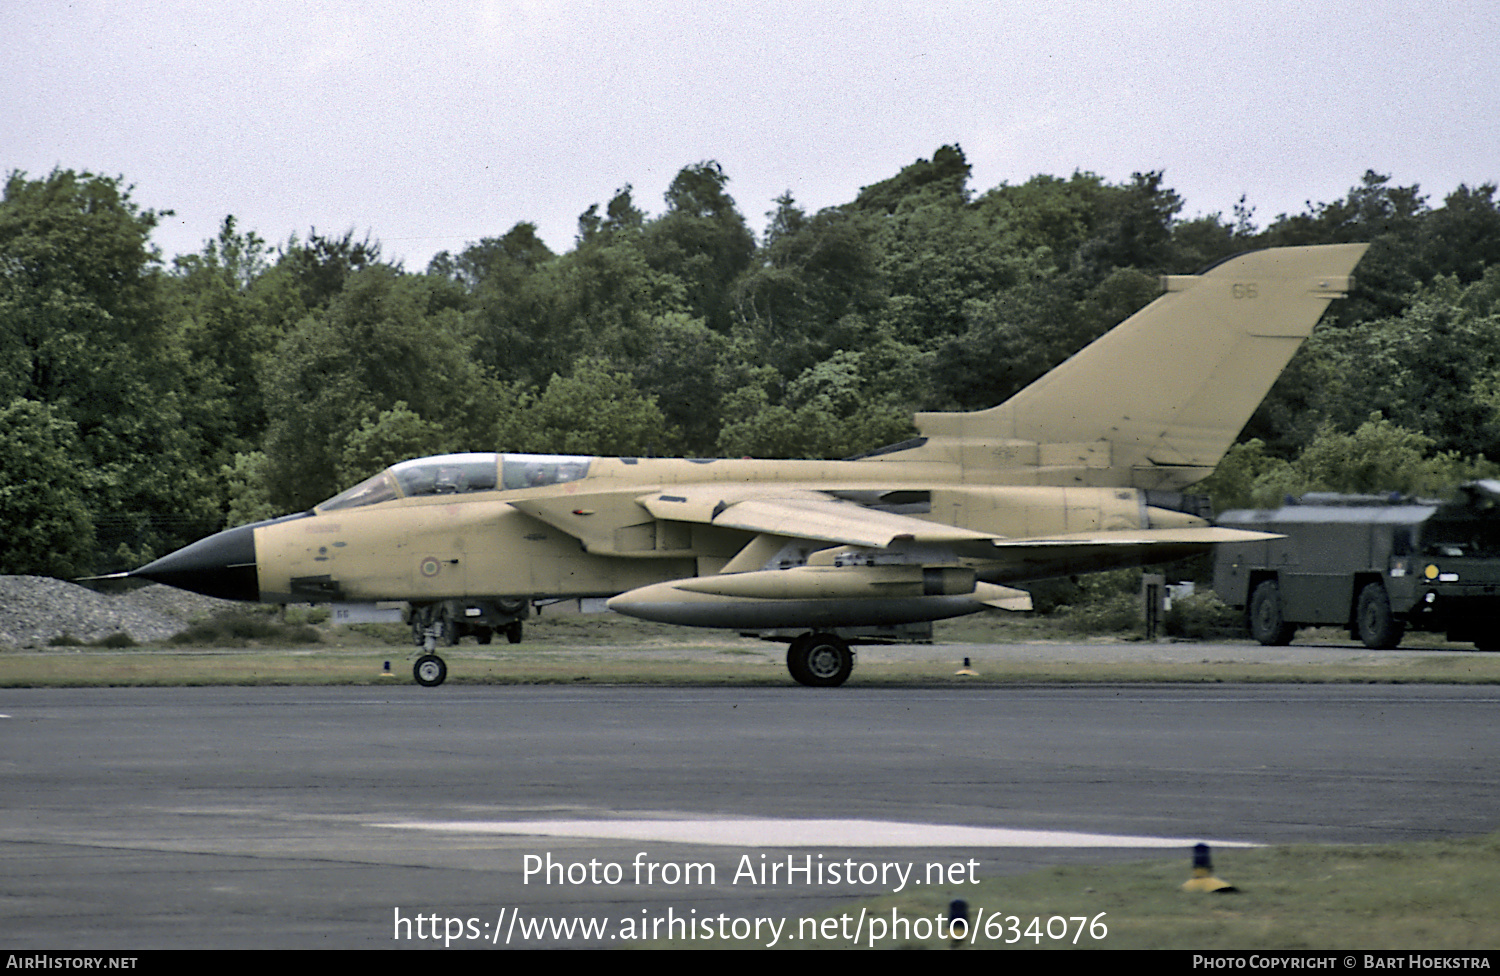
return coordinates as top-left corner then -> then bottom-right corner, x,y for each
785,633 -> 855,687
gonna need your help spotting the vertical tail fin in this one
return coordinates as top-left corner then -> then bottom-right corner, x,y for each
901,244 -> 1369,490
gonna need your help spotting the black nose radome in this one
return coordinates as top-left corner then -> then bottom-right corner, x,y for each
131,523 -> 261,601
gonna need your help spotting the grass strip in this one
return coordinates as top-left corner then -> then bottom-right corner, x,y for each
648,833 -> 1500,949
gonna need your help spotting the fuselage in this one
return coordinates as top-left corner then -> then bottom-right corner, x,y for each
131,451 -> 1206,605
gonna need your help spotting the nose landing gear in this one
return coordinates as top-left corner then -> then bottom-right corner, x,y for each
413,653 -> 448,687
403,598 -> 531,687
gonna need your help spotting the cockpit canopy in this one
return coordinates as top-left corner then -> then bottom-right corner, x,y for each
315,453 -> 592,512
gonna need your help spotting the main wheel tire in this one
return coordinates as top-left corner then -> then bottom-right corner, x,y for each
506,622 -> 523,644
475,627 -> 494,645
785,635 -> 813,685
413,654 -> 448,687
1248,580 -> 1296,646
1356,582 -> 1405,649
787,633 -> 853,687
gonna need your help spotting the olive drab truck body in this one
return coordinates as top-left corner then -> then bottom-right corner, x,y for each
1215,482 -> 1500,650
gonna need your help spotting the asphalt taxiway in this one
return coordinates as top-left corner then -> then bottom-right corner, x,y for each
2,679 -> 1497,948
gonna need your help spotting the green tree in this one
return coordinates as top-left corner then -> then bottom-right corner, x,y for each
1418,183 -> 1500,284
852,144 -> 972,214
930,277 -> 1085,411
980,170 -> 1187,281
928,265 -> 1157,412
0,398 -> 95,577
979,172 -> 1106,272
1348,280 -> 1500,456
514,191 -> 687,384
732,198 -> 885,382
714,385 -> 842,459
873,196 -> 1027,347
715,349 -> 918,460
273,228 -> 386,310
1288,415 -> 1448,496
338,400 -> 455,485
629,312 -> 734,455
1204,418 -> 1495,512
1071,170 -> 1183,281
0,169 -> 167,408
1252,274 -> 1500,461
220,451 -> 279,527
1194,439 -> 1295,513
165,216 -> 280,457
430,221 -> 554,291
1169,203 -> 1255,272
437,223 -> 560,386
0,169 -> 220,567
258,267 -> 499,511
1259,171 -> 1427,328
495,361 -> 671,457
643,162 -> 756,333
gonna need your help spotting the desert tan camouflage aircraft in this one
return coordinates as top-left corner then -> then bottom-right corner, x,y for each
131,244 -> 1368,687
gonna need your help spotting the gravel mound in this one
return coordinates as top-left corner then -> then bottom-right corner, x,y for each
0,576 -> 242,649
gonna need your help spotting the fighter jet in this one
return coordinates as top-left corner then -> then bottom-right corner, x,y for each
131,244 -> 1368,687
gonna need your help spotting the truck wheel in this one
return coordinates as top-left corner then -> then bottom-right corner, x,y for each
440,609 -> 461,646
1356,583 -> 1405,649
1249,581 -> 1296,646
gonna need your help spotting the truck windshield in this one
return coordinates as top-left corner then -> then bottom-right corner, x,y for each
1423,519 -> 1500,558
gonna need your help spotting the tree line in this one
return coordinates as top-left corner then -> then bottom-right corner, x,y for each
3,148 -> 1499,576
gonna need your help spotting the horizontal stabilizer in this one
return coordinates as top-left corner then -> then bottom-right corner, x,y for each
975,582 -> 1033,612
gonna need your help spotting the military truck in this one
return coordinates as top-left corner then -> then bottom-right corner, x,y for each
1214,482 -> 1500,650
406,597 -> 528,647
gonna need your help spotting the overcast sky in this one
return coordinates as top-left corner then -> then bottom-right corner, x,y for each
7,0 -> 1498,271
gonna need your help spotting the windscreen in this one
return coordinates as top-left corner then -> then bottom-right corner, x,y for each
315,453 -> 592,511
1423,517 -> 1500,558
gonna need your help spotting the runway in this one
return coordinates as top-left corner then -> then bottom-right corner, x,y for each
2,683 -> 1497,948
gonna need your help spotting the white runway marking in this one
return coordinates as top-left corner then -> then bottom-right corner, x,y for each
374,817 -> 1258,848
